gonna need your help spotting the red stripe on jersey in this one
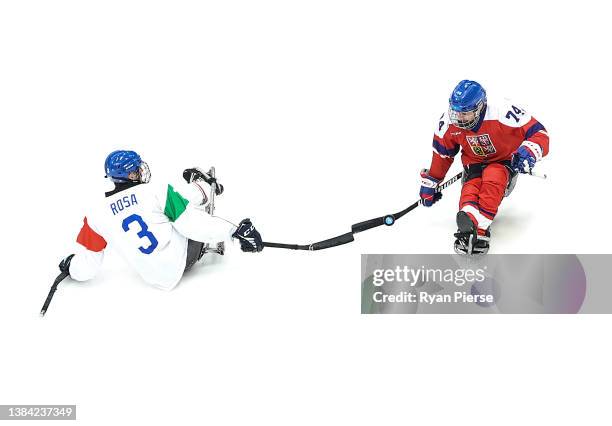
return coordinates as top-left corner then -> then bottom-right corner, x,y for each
76,217 -> 107,252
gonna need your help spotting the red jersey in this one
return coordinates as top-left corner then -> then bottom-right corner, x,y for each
428,100 -> 549,180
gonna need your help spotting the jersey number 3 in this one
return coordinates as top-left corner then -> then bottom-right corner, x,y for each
122,214 -> 159,255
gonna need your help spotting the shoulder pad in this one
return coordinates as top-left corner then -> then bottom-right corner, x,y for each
434,111 -> 450,138
491,99 -> 533,128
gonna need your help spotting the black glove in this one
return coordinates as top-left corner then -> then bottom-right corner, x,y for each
232,218 -> 264,253
59,254 -> 75,275
183,168 -> 224,195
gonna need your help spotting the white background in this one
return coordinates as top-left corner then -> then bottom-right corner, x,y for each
1,1 -> 611,424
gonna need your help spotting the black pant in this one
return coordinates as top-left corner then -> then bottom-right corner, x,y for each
185,239 -> 205,272
463,160 -> 515,183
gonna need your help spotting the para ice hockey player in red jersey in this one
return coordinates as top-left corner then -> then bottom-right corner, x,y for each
58,150 -> 264,290
419,80 -> 549,255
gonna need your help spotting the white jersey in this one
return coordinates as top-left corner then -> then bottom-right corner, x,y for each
69,179 -> 235,290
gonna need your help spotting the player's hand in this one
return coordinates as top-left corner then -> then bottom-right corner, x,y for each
232,218 -> 264,253
59,254 -> 75,275
419,169 -> 442,207
510,145 -> 537,174
183,167 -> 224,195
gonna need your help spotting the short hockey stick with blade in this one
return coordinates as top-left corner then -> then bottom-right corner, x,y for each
40,271 -> 70,317
262,171 -> 464,251
527,170 -> 547,179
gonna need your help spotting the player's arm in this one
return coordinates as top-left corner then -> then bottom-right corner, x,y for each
428,112 -> 460,180
420,112 -> 460,206
159,183 -> 236,244
63,217 -> 107,281
519,116 -> 549,160
515,114 -> 549,170
502,103 -> 550,173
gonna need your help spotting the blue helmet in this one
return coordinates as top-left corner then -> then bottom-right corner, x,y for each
448,80 -> 487,130
104,150 -> 150,183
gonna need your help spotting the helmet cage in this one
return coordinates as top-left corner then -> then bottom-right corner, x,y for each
138,161 -> 151,184
120,161 -> 151,184
448,99 -> 485,130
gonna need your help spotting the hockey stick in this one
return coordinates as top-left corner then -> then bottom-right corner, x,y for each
516,158 -> 547,179
40,271 -> 70,317
527,169 -> 547,179
262,171 -> 464,251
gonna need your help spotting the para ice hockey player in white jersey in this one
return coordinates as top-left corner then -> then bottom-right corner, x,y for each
58,150 -> 264,290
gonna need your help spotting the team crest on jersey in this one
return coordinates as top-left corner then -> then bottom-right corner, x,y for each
466,134 -> 496,157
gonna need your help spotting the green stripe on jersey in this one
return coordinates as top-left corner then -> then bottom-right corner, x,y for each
164,184 -> 189,222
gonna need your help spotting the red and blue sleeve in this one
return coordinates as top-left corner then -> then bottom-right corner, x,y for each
520,117 -> 549,160
429,130 -> 460,180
